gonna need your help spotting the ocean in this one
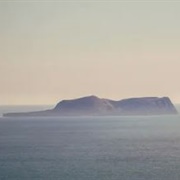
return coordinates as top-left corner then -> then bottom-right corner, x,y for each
0,105 -> 180,180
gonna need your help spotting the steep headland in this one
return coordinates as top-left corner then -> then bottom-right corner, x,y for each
3,95 -> 178,117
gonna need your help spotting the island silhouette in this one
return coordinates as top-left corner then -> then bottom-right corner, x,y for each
4,95 -> 178,117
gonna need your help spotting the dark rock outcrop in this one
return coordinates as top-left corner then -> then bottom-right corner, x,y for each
3,95 -> 178,117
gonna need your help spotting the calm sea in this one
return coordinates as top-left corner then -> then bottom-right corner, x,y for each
0,105 -> 180,180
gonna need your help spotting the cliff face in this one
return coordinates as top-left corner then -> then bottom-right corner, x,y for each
4,96 -> 178,117
109,97 -> 178,115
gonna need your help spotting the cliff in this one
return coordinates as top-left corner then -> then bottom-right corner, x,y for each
3,96 -> 178,117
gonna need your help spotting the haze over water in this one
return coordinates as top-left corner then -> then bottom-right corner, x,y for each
0,106 -> 180,180
1,1 -> 180,179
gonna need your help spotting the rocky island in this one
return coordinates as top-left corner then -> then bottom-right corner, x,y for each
3,95 -> 178,117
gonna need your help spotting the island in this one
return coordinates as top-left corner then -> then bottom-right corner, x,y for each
3,95 -> 178,117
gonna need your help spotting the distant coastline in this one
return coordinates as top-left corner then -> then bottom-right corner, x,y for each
3,96 -> 178,117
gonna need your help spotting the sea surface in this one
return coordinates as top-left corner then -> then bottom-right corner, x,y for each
0,105 -> 180,180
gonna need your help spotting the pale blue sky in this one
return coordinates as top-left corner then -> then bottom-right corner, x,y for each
1,1 -> 180,104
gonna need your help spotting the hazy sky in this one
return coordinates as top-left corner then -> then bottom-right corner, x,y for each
1,1 -> 180,105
